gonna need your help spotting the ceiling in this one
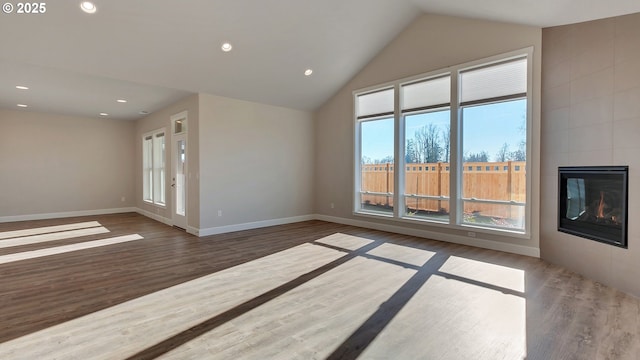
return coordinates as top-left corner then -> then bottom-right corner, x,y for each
1,0 -> 639,120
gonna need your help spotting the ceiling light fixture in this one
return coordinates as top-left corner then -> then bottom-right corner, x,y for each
80,1 -> 97,14
17,104 -> 28,108
16,85 -> 29,90
221,42 -> 233,52
116,99 -> 127,103
99,112 -> 109,116
304,69 -> 313,76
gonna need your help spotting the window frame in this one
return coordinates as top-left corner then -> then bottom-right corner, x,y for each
353,48 -> 533,238
142,128 -> 166,207
354,86 -> 396,217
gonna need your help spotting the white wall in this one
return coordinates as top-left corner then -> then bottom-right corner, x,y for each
198,93 -> 315,232
314,13 -> 542,255
0,109 -> 135,220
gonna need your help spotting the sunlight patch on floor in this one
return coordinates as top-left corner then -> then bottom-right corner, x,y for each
366,242 -> 436,267
439,255 -> 525,293
0,226 -> 110,249
0,221 -> 102,240
0,234 -> 143,265
314,232 -> 375,250
158,253 -> 417,359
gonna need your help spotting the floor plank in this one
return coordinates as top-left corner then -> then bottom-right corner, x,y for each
0,213 -> 639,359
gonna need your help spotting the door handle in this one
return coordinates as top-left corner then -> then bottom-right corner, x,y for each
171,183 -> 176,188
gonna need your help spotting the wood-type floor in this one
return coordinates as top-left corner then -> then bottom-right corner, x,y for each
0,213 -> 639,359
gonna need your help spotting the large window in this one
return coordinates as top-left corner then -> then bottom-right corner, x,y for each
354,50 -> 531,234
356,88 -> 395,216
142,129 -> 166,206
460,57 -> 527,230
402,75 -> 451,223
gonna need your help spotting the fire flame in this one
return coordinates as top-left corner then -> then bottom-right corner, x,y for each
597,191 -> 605,219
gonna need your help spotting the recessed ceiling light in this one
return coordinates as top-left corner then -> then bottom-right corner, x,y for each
116,99 -> 127,103
80,1 -> 96,14
16,85 -> 29,90
17,104 -> 28,108
99,112 -> 109,116
304,69 -> 313,76
221,42 -> 233,52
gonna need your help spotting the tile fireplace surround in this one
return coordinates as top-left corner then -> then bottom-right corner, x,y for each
541,12 -> 640,297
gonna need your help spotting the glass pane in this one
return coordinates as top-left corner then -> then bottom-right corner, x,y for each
357,88 -> 394,118
174,119 -> 186,134
404,197 -> 449,222
565,178 -> 586,220
153,134 -> 165,205
462,99 -> 526,230
360,193 -> 394,214
404,110 -> 450,222
142,138 -> 153,202
360,117 -> 394,214
402,75 -> 450,110
460,57 -> 527,103
463,202 -> 525,229
176,139 -> 186,216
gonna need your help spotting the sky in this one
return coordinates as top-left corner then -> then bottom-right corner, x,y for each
361,99 -> 526,163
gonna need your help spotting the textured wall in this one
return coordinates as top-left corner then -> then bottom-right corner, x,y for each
540,13 -> 640,297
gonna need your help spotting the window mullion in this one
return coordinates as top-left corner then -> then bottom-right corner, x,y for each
394,84 -> 403,218
449,71 -> 461,226
524,49 -> 534,236
354,119 -> 362,213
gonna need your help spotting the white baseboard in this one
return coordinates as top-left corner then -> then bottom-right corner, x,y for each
186,226 -> 199,236
0,207 -> 137,223
36,209 -> 538,258
198,215 -> 316,237
314,214 -> 540,258
134,208 -> 172,226
189,212 -> 538,258
134,208 -> 197,235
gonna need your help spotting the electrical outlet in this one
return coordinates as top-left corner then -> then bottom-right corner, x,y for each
330,203 -> 335,209
121,196 -> 126,202
217,210 -> 223,217
467,231 -> 476,238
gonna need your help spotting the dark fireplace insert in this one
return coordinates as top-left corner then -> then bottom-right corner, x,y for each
558,166 -> 628,248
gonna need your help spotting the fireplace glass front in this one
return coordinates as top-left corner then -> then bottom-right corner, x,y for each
558,166 -> 628,248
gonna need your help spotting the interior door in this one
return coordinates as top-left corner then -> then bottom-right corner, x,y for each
171,112 -> 188,230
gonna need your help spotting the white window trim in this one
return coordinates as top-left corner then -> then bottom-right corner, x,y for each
353,47 -> 533,239
353,85 -> 396,218
142,127 -> 167,208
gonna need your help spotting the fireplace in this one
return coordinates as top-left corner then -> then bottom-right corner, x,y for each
558,166 -> 628,248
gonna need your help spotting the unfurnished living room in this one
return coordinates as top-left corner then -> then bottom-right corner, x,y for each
2,1 -> 640,359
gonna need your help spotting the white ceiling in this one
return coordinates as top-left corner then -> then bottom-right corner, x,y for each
1,0 -> 639,120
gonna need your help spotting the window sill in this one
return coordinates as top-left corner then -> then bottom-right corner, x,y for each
354,210 -> 530,240
143,199 -> 166,209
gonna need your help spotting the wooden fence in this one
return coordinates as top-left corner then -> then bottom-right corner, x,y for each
361,161 -> 526,219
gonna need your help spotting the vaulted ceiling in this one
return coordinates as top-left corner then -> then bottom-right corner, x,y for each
1,0 -> 639,120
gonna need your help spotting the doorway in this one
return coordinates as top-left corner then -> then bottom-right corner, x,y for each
171,111 -> 188,230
